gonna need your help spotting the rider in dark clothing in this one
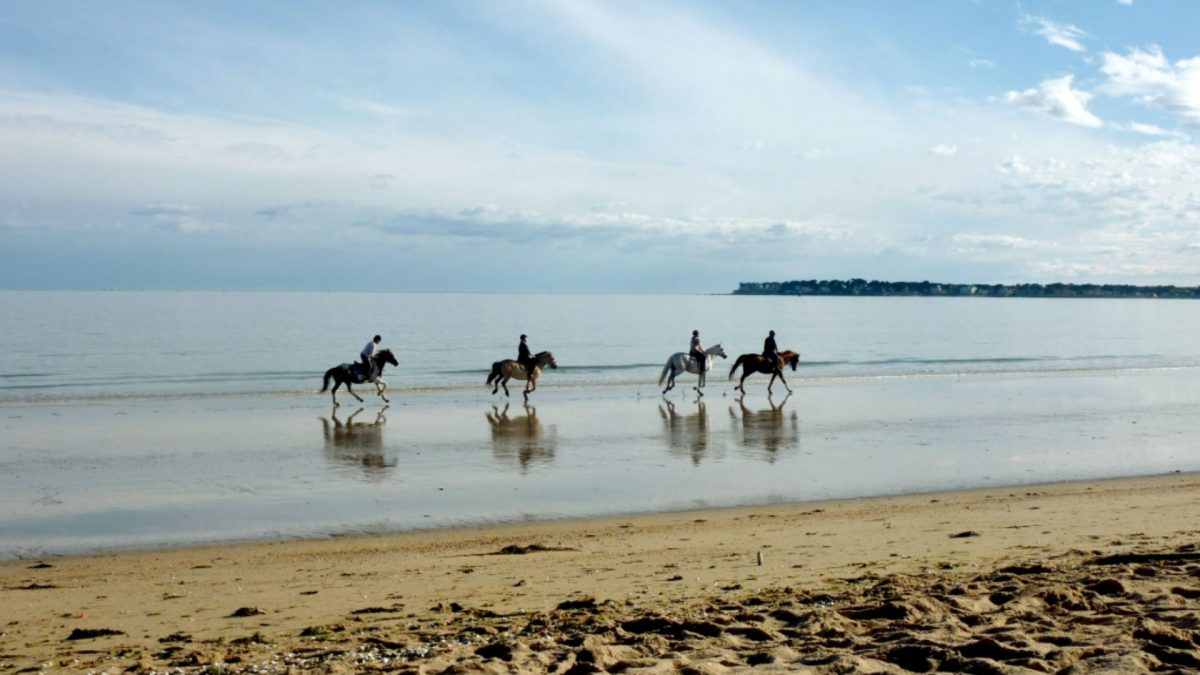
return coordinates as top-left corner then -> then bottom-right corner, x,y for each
517,334 -> 535,375
762,330 -> 781,371
689,330 -> 706,367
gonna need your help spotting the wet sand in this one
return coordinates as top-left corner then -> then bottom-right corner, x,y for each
6,369 -> 1200,558
4,472 -> 1200,673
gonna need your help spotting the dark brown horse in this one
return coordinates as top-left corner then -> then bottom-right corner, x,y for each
320,348 -> 399,406
728,350 -> 800,394
486,351 -> 557,400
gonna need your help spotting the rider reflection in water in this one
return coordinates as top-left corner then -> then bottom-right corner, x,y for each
361,335 -> 382,380
689,330 -> 706,367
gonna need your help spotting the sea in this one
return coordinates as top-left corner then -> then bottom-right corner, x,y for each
2,290 -> 1199,558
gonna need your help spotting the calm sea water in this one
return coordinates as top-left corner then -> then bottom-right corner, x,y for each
2,291 -> 1199,558
3,291 -> 1199,401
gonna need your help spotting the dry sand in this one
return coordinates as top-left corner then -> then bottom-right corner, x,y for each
4,472 -> 1200,673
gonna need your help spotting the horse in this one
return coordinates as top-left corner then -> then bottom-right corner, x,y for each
486,351 -> 557,400
320,348 -> 399,406
728,350 -> 800,394
658,343 -> 728,395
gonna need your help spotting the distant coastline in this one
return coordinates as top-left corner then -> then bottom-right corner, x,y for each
733,279 -> 1200,299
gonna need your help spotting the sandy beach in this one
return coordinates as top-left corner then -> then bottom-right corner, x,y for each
4,472 -> 1200,673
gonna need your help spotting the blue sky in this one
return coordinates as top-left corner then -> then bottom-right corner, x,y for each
2,0 -> 1199,292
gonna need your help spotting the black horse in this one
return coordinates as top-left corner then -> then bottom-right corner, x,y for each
320,348 -> 399,406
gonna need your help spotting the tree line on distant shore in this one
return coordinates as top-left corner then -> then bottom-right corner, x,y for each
733,280 -> 1200,299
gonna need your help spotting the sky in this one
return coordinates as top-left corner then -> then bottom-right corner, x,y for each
2,0 -> 1199,292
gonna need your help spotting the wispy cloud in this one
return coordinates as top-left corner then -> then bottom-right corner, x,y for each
1001,75 -> 1103,128
1022,15 -> 1088,53
952,233 -> 1054,252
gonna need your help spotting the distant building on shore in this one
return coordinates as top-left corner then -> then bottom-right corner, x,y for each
733,280 -> 1200,299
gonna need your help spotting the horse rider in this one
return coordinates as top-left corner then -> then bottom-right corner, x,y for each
689,330 -> 706,368
517,334 -> 536,375
360,334 -> 382,380
763,329 -> 782,372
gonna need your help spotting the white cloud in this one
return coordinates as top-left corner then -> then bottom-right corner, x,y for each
930,144 -> 958,157
1022,15 -> 1088,53
1100,46 -> 1200,125
952,233 -> 1053,252
996,154 -> 1032,175
1001,75 -> 1103,128
968,59 -> 996,69
1117,0 -> 1133,5
796,148 -> 831,159
1125,122 -> 1173,137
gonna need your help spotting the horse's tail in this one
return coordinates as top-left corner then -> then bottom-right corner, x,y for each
320,368 -> 337,392
486,361 -> 502,385
729,355 -> 748,380
658,360 -> 671,386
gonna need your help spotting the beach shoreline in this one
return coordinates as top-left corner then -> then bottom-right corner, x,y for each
7,365 -> 1200,561
4,471 -> 1200,673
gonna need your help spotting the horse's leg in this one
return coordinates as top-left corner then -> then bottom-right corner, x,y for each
502,376 -> 510,398
378,380 -> 389,404
346,382 -> 364,403
737,369 -> 749,394
777,370 -> 792,394
331,381 -> 340,407
662,365 -> 675,395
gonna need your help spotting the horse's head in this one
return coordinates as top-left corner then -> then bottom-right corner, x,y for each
535,351 -> 557,369
376,349 -> 399,367
708,344 -> 728,359
784,351 -> 800,371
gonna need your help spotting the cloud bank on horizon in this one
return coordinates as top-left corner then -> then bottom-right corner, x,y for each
1,0 -> 1198,292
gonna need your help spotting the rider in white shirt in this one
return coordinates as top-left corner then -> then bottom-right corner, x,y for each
360,335 -> 381,380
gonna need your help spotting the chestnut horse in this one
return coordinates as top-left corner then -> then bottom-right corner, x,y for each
728,350 -> 800,394
486,351 -> 557,400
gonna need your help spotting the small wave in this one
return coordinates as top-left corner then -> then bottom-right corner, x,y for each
800,354 -> 1161,369
430,363 -> 662,376
4,358 -> 1199,405
0,370 -> 316,391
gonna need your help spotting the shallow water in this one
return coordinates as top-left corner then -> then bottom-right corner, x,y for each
3,369 -> 1198,558
3,291 -> 1200,557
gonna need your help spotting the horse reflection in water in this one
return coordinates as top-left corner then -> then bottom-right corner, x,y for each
319,406 -> 396,480
729,393 -> 799,461
486,403 -> 556,472
658,398 -> 713,466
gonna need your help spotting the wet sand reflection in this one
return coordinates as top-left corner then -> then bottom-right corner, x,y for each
319,406 -> 396,479
729,393 -> 799,460
486,403 -> 556,472
658,398 -> 717,465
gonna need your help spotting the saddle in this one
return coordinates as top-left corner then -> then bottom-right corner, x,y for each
342,363 -> 373,383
